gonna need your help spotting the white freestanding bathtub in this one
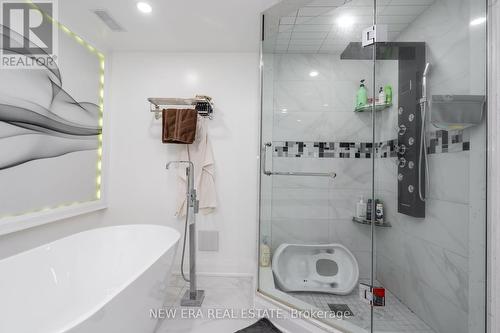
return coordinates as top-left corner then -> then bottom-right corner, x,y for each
0,224 -> 180,333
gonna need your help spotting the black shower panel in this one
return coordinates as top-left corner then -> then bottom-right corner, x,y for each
397,45 -> 426,218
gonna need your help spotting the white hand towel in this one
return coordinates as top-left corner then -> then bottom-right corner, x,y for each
176,116 -> 217,216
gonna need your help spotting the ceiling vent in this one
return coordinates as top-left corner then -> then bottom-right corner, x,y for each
93,9 -> 125,32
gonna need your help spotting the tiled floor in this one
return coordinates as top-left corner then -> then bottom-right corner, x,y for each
289,281 -> 435,333
157,275 -> 258,333
157,275 -> 433,333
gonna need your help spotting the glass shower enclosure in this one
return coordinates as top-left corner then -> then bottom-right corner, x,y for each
258,1 -> 487,332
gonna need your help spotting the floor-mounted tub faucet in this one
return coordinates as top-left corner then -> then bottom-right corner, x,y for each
166,160 -> 205,306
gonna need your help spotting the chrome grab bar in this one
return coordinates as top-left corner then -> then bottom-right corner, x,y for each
262,142 -> 336,179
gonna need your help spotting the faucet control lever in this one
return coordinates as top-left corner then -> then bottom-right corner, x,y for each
188,189 -> 199,213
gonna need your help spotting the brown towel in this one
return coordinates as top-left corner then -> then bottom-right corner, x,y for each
162,108 -> 198,144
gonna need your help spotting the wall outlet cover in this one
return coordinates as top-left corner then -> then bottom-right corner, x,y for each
198,230 -> 219,252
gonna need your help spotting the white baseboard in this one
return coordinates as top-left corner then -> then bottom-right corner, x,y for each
170,271 -> 254,279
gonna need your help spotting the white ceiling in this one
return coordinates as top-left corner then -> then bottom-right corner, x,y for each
58,0 -> 281,53
264,0 -> 435,53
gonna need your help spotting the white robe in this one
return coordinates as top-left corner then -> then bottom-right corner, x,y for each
176,116 -> 217,216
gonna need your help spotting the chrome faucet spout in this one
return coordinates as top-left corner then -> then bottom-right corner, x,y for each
166,161 -> 195,205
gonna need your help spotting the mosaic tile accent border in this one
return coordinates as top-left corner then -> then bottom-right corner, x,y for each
273,130 -> 469,159
273,140 -> 396,159
428,129 -> 470,154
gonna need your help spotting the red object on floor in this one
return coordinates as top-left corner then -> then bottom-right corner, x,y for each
372,287 -> 386,306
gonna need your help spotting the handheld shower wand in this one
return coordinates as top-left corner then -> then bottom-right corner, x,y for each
166,160 -> 204,307
418,63 -> 431,202
422,63 -> 430,96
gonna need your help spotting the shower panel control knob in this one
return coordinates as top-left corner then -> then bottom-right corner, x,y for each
408,185 -> 415,193
398,125 -> 407,136
396,144 -> 407,156
408,137 -> 415,146
408,114 -> 415,122
398,173 -> 404,181
398,107 -> 404,115
398,157 -> 407,168
408,161 -> 415,169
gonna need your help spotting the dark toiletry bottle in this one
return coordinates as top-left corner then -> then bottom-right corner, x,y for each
366,199 -> 373,221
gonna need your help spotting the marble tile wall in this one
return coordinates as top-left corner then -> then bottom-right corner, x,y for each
374,1 -> 487,333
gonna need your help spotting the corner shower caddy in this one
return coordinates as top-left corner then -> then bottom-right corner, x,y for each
354,103 -> 392,113
352,216 -> 392,227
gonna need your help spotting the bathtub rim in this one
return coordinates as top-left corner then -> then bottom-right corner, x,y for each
1,224 -> 180,333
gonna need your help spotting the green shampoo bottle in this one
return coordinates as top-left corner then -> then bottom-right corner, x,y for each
384,85 -> 392,104
356,79 -> 368,107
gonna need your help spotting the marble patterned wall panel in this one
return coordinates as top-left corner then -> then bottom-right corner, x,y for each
403,236 -> 469,313
374,60 -> 400,143
409,274 -> 468,333
272,111 -> 373,142
396,0 -> 477,95
274,53 -> 336,82
271,218 -> 331,252
274,80 -> 335,113
329,218 -> 372,253
427,152 -> 470,204
271,187 -> 331,221
351,250 -> 372,280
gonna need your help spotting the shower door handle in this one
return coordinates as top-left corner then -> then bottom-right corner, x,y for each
262,142 -> 336,179
262,142 -> 273,176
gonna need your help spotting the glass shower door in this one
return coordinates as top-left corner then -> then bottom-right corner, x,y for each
372,1 -> 487,332
258,0 -> 487,332
258,1 -> 378,332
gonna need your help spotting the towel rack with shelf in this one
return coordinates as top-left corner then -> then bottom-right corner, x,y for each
147,95 -> 214,120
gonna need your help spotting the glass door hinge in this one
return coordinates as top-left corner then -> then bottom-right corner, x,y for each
359,283 -> 386,306
362,25 -> 388,47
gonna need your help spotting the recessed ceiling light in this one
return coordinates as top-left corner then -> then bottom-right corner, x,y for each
337,15 -> 355,28
470,17 -> 486,26
309,71 -> 319,77
137,2 -> 152,14
281,108 -> 288,114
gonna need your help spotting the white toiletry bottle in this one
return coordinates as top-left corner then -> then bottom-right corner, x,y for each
356,196 -> 366,219
260,237 -> 271,267
378,87 -> 386,105
376,202 -> 384,224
